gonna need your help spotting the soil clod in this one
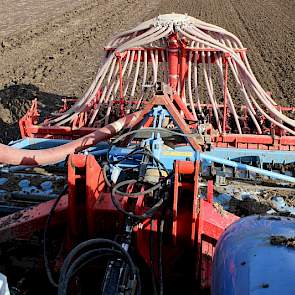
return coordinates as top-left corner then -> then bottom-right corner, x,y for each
270,235 -> 295,249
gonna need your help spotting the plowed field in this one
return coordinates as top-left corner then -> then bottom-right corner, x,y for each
0,0 -> 294,142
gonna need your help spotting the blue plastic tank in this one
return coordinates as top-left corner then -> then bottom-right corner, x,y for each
211,215 -> 295,295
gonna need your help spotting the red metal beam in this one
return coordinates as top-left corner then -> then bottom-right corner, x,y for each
0,196 -> 68,243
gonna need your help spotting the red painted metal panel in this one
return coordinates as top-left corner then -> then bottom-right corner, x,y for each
0,196 -> 68,243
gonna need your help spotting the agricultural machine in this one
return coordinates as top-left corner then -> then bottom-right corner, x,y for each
0,13 -> 295,295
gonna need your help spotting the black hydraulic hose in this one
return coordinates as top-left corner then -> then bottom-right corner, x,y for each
58,239 -> 140,293
158,219 -> 164,295
102,164 -> 113,188
106,146 -> 169,178
59,249 -> 128,295
43,185 -> 68,288
63,250 -> 121,283
61,250 -> 141,295
111,182 -> 164,221
150,219 -> 158,295
106,147 -> 146,165
102,145 -> 171,221
59,239 -> 136,282
112,179 -> 163,197
102,161 -> 166,193
103,147 -> 168,190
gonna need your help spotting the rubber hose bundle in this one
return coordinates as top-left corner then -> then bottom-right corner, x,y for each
58,239 -> 141,295
103,145 -> 170,221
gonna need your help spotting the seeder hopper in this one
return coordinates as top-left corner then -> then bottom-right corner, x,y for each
0,13 -> 294,295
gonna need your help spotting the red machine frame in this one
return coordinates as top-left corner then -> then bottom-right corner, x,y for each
0,151 -> 238,291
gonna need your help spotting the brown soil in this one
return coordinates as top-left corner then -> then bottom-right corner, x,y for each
215,180 -> 295,217
0,0 -> 294,143
270,235 -> 295,249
